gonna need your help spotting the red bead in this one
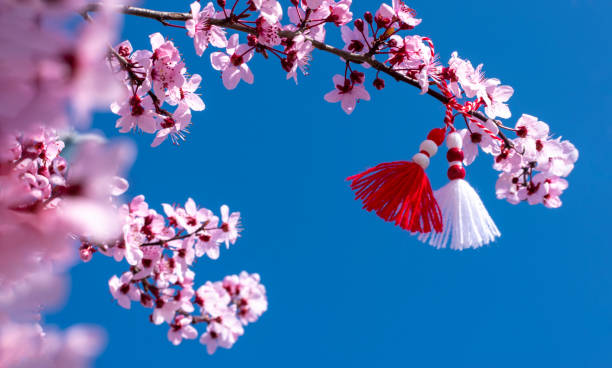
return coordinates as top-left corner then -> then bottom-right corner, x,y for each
419,150 -> 430,158
447,165 -> 466,180
427,128 -> 445,146
446,148 -> 464,162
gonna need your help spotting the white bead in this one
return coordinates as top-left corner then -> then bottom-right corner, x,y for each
412,152 -> 430,169
419,140 -> 438,157
449,161 -> 463,167
446,132 -> 463,149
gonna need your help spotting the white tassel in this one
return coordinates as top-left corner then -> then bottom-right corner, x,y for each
418,179 -> 500,250
417,131 -> 500,250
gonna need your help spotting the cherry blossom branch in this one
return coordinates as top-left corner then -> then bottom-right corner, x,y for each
83,3 -> 513,145
78,196 -> 267,352
80,1 -> 578,210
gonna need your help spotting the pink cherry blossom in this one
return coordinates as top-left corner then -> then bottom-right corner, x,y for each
326,0 -> 353,26
287,5 -> 328,42
109,273 -> 140,309
303,0 -> 324,9
256,16 -> 282,47
376,0 -> 421,28
133,245 -> 163,279
517,172 -> 568,207
251,0 -> 283,23
152,296 -> 180,325
172,237 -> 196,269
447,52 -> 486,100
536,137 -> 578,177
493,144 -> 524,173
231,272 -> 268,324
173,286 -> 196,314
199,311 -> 244,354
181,198 -> 215,233
167,316 -> 198,345
324,74 -> 370,114
195,229 -> 222,260
484,78 -> 514,119
385,35 -> 438,93
515,114 -> 550,139
149,33 -> 186,97
186,1 -> 228,56
282,33 -> 314,84
218,205 -> 241,248
541,174 -> 569,208
166,74 -> 206,111
341,24 -> 373,54
195,282 -> 231,317
495,171 -> 522,205
210,34 -> 255,90
110,94 -> 158,133
459,120 -> 501,165
151,103 -> 192,147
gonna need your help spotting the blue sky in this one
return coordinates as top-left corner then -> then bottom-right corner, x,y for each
47,0 -> 611,367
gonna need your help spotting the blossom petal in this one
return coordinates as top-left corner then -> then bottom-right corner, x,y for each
324,90 -> 342,103
210,52 -> 230,70
222,67 -> 242,90
240,64 -> 254,84
340,97 -> 357,115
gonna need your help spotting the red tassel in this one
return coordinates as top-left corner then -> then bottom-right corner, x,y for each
347,161 -> 442,233
347,128 -> 446,233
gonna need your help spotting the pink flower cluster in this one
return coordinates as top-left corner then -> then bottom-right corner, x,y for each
491,115 -> 578,207
110,33 -> 205,146
82,196 -> 267,354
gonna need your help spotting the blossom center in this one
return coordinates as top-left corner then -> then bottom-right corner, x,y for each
470,132 -> 482,144
336,79 -> 353,94
161,117 -> 176,129
230,53 -> 244,66
348,40 -> 364,53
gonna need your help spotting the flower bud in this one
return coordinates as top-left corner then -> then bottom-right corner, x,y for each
354,19 -> 364,32
247,34 -> 258,47
373,77 -> 385,90
364,11 -> 373,24
281,58 -> 294,72
375,15 -> 390,28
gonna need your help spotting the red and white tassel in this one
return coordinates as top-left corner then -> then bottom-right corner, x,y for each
418,131 -> 501,250
347,129 -> 445,233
